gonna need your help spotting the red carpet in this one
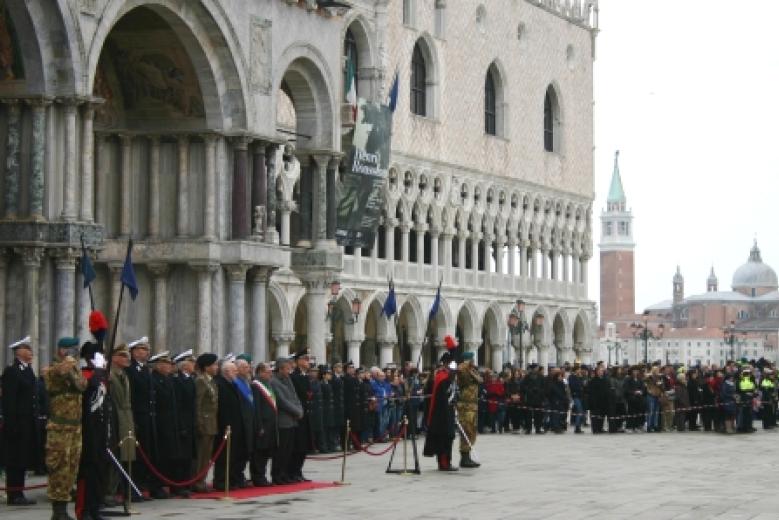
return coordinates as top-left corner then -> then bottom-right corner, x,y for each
192,481 -> 338,500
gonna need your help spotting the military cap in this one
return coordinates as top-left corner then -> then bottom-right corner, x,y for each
319,364 -> 331,374
57,336 -> 80,349
128,336 -> 150,349
309,364 -> 320,372
112,344 -> 130,357
236,353 -> 252,364
8,335 -> 32,350
173,349 -> 194,364
293,348 -> 310,360
196,353 -> 218,370
462,351 -> 475,361
80,341 -> 99,361
333,362 -> 343,369
345,360 -> 354,368
149,351 -> 172,364
223,353 -> 236,363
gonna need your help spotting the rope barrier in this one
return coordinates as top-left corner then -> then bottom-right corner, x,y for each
349,425 -> 407,457
0,483 -> 48,492
134,432 -> 229,488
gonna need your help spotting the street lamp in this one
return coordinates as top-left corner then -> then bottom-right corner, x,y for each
723,320 -> 736,362
606,339 -> 613,366
533,312 -> 545,367
631,310 -> 651,365
508,299 -> 529,369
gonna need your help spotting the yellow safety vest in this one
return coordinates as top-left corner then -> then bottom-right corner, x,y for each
761,379 -> 775,389
739,378 -> 756,391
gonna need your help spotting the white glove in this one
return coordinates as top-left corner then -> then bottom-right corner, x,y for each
92,352 -> 106,369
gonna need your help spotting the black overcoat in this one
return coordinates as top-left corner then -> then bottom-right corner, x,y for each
251,381 -> 278,453
126,361 -> 155,455
214,375 -> 251,457
173,373 -> 196,460
330,375 -> 345,428
1,360 -> 39,468
290,369 -> 311,451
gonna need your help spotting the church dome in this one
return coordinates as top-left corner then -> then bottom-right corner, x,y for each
732,241 -> 778,290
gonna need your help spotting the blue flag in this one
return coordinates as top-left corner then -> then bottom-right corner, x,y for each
382,279 -> 397,319
429,283 -> 441,321
121,240 -> 139,301
80,240 -> 96,289
388,69 -> 399,113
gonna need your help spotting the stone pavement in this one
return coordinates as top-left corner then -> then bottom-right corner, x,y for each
6,426 -> 779,520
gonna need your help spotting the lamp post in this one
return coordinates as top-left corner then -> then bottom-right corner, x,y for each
631,311 -> 651,365
533,312 -> 545,368
326,280 -> 362,364
508,299 -> 530,369
723,320 -> 737,362
606,339 -> 613,366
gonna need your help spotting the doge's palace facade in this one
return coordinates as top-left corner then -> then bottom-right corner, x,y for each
0,0 -> 598,372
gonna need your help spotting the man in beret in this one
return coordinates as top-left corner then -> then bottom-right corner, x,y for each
2,336 -> 39,505
44,337 -> 88,520
193,353 -> 219,493
456,351 -> 482,468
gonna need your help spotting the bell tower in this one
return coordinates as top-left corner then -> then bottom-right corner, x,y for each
599,151 -> 635,327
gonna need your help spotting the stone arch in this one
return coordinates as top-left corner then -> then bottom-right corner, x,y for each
481,304 -> 503,370
88,0 -> 248,130
552,312 -> 567,366
329,287 -> 360,364
275,44 -> 336,150
397,294 -> 424,363
456,300 -> 479,344
573,311 -> 589,355
267,281 -> 292,335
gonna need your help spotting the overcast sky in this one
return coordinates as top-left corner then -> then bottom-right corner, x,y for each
588,0 -> 778,315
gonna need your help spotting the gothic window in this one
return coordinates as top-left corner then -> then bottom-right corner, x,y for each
485,71 -> 496,135
411,42 -> 427,116
344,28 -> 359,99
544,85 -> 561,152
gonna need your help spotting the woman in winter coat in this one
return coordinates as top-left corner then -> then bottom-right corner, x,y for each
674,373 -> 690,431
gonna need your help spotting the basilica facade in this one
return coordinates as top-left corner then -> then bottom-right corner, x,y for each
0,0 -> 599,372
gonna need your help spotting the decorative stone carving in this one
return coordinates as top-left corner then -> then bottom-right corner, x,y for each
250,18 -> 272,94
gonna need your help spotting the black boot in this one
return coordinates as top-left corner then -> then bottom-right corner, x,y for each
459,451 -> 480,468
51,500 -> 75,520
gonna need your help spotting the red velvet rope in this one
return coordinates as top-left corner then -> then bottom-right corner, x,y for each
349,424 -> 407,457
0,483 -> 49,492
134,433 -> 228,488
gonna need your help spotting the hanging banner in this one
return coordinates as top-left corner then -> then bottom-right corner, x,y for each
336,98 -> 392,249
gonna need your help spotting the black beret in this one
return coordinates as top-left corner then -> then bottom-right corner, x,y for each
196,353 -> 218,370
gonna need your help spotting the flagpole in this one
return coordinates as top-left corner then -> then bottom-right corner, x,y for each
415,277 -> 443,373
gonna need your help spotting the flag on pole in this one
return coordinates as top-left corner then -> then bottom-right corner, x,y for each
120,240 -> 139,301
382,278 -> 397,319
345,52 -> 357,120
429,281 -> 441,321
80,237 -> 96,289
387,68 -> 399,113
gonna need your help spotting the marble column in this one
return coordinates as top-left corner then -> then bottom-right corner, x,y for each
550,248 -> 559,281
415,224 -> 426,272
148,264 -> 169,352
562,249 -> 570,282
471,232 -> 480,280
520,240 -> 528,277
232,137 -> 250,240
379,340 -> 394,368
79,102 -> 96,222
76,265 -> 91,345
541,247 -> 549,280
251,142 -> 267,237
274,334 -> 295,359
353,246 -> 362,277
430,227 -> 440,280
53,249 -> 78,341
347,339 -> 362,366
94,135 -> 108,226
265,144 -> 280,244
28,98 -> 49,221
61,100 -> 80,221
203,134 -> 217,240
304,279 -> 329,363
192,263 -> 217,354
147,136 -> 161,238
310,153 -> 332,248
370,232 -> 379,277
226,264 -> 249,354
250,268 -> 271,363
408,341 -> 422,368
385,217 -> 397,269
400,223 -> 410,280
326,156 -> 339,241
118,135 -> 133,237
3,100 -> 21,218
279,200 -> 292,246
581,254 -> 589,288
507,237 -> 517,276
491,344 -> 504,373
495,235 -> 506,275
571,252 -> 580,284
441,232 -> 453,282
297,156 -> 312,247
482,233 -> 493,274
0,250 -> 7,367
457,230 -> 467,273
18,248 -> 44,371
177,136 -> 189,237
108,263 -> 123,328
537,344 -> 549,369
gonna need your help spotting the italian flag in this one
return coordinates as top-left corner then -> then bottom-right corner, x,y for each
345,53 -> 357,120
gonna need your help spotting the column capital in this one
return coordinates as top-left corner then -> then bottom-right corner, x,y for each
327,153 -> 344,170
117,133 -> 134,146
273,333 -> 296,344
301,277 -> 333,293
24,96 -> 54,108
190,262 -> 220,274
201,132 -> 219,145
0,98 -> 21,107
415,223 -> 429,234
57,97 -> 83,113
507,235 -> 518,247
482,232 -> 495,242
385,217 -> 399,228
429,226 -> 441,238
107,261 -> 123,274
457,229 -> 470,241
231,135 -> 251,150
177,134 -> 190,145
470,231 -> 482,241
400,222 -> 413,234
252,140 -> 268,154
309,150 -> 337,169
224,263 -> 250,282
15,247 -> 45,267
147,263 -> 170,278
251,266 -> 275,284
50,248 -> 79,270
495,234 -> 507,245
464,341 -> 481,353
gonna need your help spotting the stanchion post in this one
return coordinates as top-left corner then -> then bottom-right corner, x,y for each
335,420 -> 350,486
123,430 -> 139,515
220,426 -> 233,501
401,415 -> 410,476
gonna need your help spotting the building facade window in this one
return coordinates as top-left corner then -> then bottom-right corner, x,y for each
344,28 -> 359,99
485,71 -> 496,135
411,43 -> 427,116
403,0 -> 415,26
544,85 -> 560,152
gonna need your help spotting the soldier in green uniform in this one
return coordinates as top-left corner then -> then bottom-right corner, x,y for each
456,351 -> 482,469
44,337 -> 88,520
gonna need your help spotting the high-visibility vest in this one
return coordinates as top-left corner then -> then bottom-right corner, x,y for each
739,378 -> 756,391
760,378 -> 775,389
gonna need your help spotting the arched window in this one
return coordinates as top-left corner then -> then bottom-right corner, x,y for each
411,43 -> 427,116
544,85 -> 560,152
485,71 -> 496,135
344,28 -> 359,99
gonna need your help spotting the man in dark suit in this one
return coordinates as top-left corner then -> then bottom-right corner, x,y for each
2,336 -> 39,505
288,349 -> 312,482
171,350 -> 196,496
342,362 -> 362,448
149,352 -> 178,499
213,361 -> 250,490
330,363 -> 345,451
125,336 -> 155,496
250,362 -> 278,486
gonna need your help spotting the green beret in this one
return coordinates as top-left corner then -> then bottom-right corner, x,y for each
462,351 -> 475,361
57,336 -> 80,349
236,353 -> 253,363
